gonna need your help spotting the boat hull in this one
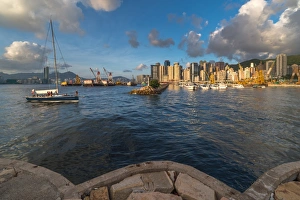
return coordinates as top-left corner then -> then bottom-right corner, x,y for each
26,95 -> 79,103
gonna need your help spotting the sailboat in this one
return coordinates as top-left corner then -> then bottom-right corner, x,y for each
26,20 -> 79,103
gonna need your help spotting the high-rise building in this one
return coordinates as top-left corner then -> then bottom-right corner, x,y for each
215,62 -> 225,71
164,60 -> 170,67
276,54 -> 287,77
190,62 -> 200,82
164,60 -> 170,76
168,66 -> 174,81
158,65 -> 165,82
151,63 -> 160,80
43,66 -> 49,84
173,62 -> 182,82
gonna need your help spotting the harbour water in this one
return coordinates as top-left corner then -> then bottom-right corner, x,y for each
0,84 -> 299,192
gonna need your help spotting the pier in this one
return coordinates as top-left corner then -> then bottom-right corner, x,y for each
1,158 -> 300,200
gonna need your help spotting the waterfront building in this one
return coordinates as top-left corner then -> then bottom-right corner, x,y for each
151,63 -> 160,80
202,62 -> 207,73
158,65 -> 167,82
200,70 -> 208,81
244,67 -> 251,79
216,70 -> 226,82
215,62 -> 225,71
227,68 -> 237,82
173,62 -> 182,82
183,67 -> 191,82
276,54 -> 287,77
208,63 -> 214,73
164,60 -> 170,76
189,62 -> 200,82
167,66 -> 174,82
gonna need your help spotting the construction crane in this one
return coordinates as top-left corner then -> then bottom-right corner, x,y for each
90,68 -> 97,79
90,68 -> 102,84
290,64 -> 300,83
266,61 -> 275,81
103,67 -> 113,82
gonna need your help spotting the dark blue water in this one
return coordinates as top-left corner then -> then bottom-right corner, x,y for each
0,84 -> 299,192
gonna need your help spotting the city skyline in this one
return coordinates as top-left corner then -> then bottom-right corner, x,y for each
0,0 -> 299,79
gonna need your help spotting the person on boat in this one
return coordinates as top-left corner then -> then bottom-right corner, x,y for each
75,91 -> 78,96
31,89 -> 35,96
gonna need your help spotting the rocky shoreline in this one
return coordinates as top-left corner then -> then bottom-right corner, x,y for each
129,83 -> 169,95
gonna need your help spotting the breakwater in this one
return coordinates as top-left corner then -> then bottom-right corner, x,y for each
1,158 -> 300,200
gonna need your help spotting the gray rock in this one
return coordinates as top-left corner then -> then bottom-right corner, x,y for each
175,173 -> 216,200
127,191 -> 182,200
110,171 -> 174,200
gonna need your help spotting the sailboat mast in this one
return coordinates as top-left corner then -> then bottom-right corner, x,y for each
50,19 -> 58,90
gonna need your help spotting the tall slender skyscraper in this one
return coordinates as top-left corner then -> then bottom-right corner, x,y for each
164,60 -> 170,76
43,66 -> 49,84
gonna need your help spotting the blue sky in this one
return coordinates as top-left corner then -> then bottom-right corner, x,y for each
0,0 -> 299,79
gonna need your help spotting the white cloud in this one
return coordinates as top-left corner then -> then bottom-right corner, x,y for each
148,29 -> 175,48
207,0 -> 300,62
134,63 -> 148,71
0,0 -> 123,38
0,41 -> 48,73
83,0 -> 122,11
0,0 -> 85,38
178,31 -> 205,57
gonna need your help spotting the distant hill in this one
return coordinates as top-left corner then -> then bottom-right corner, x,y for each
229,54 -> 300,70
0,71 -> 78,81
0,71 -> 129,82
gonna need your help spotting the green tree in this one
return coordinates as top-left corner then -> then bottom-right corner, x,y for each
149,79 -> 160,88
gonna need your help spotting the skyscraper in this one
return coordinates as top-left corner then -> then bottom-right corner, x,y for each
190,62 -> 200,82
151,63 -> 160,80
164,60 -> 170,76
43,66 -> 49,84
276,54 -> 287,77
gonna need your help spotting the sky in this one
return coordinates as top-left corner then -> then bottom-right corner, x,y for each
0,0 -> 299,79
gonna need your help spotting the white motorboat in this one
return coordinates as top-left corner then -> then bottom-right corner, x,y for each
218,83 -> 227,89
232,84 -> 244,88
199,84 -> 210,90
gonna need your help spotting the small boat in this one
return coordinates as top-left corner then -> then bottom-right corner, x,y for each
210,84 -> 219,90
218,83 -> 227,89
232,84 -> 244,88
253,84 -> 266,88
26,19 -> 79,103
184,82 -> 196,90
199,84 -> 210,90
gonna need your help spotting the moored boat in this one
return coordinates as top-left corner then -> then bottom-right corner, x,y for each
199,84 -> 210,90
184,82 -> 197,90
232,84 -> 244,88
218,83 -> 227,89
